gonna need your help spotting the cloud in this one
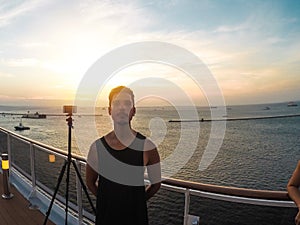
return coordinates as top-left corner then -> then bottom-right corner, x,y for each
214,24 -> 246,33
0,0 -> 45,27
78,0 -> 155,30
21,42 -> 50,49
0,58 -> 39,67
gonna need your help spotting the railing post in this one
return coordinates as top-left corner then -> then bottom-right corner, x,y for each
75,160 -> 83,224
29,143 -> 37,188
184,188 -> 190,225
7,133 -> 11,171
28,143 -> 40,209
1,152 -> 13,199
2,133 -> 13,199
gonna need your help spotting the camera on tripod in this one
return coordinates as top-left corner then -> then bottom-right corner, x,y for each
63,105 -> 77,115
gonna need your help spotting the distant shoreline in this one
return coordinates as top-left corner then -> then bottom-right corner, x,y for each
169,113 -> 300,122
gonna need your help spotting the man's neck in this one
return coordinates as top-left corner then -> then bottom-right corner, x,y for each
113,123 -> 136,143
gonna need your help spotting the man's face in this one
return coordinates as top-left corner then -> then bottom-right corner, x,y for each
109,92 -> 135,125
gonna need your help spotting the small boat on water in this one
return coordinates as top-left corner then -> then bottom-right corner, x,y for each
14,122 -> 30,131
287,101 -> 298,107
22,111 -> 46,119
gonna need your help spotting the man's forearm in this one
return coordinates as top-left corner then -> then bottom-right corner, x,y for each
288,186 -> 300,208
87,183 -> 98,196
145,183 -> 161,201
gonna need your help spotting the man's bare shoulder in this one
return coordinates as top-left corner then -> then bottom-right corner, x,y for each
143,138 -> 160,165
144,137 -> 157,151
88,134 -> 107,153
89,140 -> 97,151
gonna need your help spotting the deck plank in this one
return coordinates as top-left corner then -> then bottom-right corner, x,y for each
0,173 -> 55,225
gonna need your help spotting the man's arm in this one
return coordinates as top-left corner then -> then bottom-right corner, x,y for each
86,141 -> 99,196
86,163 -> 98,196
144,139 -> 161,201
287,161 -> 300,206
287,161 -> 300,225
145,177 -> 161,201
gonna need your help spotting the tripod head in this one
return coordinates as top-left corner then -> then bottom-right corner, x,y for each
63,105 -> 77,116
63,105 -> 77,127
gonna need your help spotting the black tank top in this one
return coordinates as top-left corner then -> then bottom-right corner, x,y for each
95,132 -> 148,225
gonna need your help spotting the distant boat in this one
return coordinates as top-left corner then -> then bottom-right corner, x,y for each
22,112 -> 46,119
263,106 -> 270,110
14,122 -> 30,131
287,102 -> 298,107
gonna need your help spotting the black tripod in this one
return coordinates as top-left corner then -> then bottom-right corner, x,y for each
43,113 -> 96,225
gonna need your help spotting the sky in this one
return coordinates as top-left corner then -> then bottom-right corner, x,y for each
0,0 -> 300,107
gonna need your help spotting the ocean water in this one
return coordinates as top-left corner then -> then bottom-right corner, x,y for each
0,101 -> 299,224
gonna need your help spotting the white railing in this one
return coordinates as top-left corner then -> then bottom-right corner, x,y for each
0,126 -> 296,225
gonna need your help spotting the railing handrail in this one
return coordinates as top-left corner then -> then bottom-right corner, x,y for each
163,177 -> 290,201
0,126 -> 86,161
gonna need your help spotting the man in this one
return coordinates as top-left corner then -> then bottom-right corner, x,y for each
287,161 -> 300,225
86,86 -> 161,225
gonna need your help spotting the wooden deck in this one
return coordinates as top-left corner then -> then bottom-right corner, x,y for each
0,173 -> 55,225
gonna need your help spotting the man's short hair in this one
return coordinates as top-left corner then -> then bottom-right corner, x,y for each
109,86 -> 135,107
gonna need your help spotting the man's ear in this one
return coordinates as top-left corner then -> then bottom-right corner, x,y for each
108,107 -> 112,115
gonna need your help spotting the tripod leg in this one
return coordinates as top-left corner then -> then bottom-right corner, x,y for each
43,160 -> 68,225
64,159 -> 72,225
72,160 -> 96,214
